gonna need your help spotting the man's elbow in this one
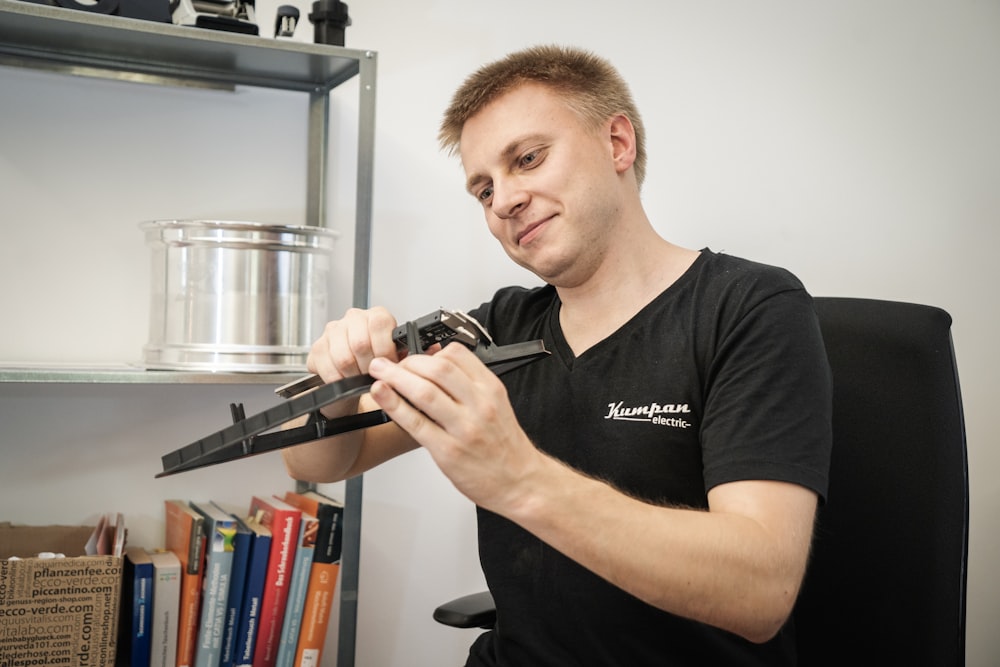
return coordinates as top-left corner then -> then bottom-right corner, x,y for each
740,618 -> 788,645
281,447 -> 338,484
736,585 -> 800,644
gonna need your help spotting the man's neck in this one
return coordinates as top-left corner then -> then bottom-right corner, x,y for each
556,232 -> 699,356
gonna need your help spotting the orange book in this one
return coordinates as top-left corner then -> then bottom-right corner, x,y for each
283,491 -> 344,666
164,500 -> 206,667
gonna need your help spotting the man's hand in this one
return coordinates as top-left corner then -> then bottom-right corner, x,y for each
366,342 -> 543,511
305,306 -> 401,420
283,306 -> 418,482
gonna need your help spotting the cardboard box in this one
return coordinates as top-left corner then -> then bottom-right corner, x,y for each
0,523 -> 121,667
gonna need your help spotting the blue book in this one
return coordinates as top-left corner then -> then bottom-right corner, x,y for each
215,508 -> 252,667
274,509 -> 318,667
233,515 -> 272,667
120,546 -> 154,667
190,501 -> 238,667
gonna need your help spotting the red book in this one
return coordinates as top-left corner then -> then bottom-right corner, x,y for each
283,491 -> 344,667
164,500 -> 206,667
247,495 -> 302,667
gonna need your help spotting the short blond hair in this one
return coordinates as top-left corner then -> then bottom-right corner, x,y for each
439,45 -> 647,188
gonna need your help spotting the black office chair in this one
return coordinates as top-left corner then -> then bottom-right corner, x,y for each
794,297 -> 968,665
434,297 -> 969,665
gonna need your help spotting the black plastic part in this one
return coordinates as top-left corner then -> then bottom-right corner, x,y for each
474,340 -> 551,375
392,310 -> 481,352
274,4 -> 299,37
433,591 -> 497,629
20,0 -> 173,22
309,0 -> 350,45
156,339 -> 550,478
157,374 -> 377,477
193,14 -> 260,35
276,310 -> 489,399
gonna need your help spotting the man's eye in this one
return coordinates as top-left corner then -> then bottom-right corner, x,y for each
520,151 -> 539,167
478,186 -> 493,202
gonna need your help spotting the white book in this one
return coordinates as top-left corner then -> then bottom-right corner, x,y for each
149,550 -> 182,667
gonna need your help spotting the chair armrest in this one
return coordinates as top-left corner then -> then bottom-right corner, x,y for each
433,590 -> 496,629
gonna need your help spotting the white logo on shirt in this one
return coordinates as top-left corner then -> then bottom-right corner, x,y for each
605,401 -> 692,428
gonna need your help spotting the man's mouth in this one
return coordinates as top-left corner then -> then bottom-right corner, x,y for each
516,217 -> 551,246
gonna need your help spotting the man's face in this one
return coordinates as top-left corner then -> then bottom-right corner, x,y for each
459,83 -> 624,287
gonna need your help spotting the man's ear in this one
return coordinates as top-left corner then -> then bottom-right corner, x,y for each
608,114 -> 638,175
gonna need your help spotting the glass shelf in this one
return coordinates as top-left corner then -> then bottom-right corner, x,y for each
0,362 -> 305,385
0,0 -> 369,92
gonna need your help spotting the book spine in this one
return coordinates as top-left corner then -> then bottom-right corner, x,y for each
125,554 -> 154,667
150,554 -> 181,667
177,569 -> 203,667
293,561 -> 340,667
253,516 -> 297,667
233,534 -> 270,667
195,549 -> 234,667
135,562 -> 154,667
251,507 -> 300,667
220,523 -> 252,667
274,517 -> 316,667
294,501 -> 343,666
190,503 -> 238,667
164,501 -> 205,667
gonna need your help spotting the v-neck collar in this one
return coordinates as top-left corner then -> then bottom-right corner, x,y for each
543,249 -> 712,370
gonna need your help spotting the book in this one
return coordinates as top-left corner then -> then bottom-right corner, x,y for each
85,511 -> 126,556
112,511 -> 127,557
247,495 -> 301,667
213,505 -> 252,667
149,550 -> 182,667
273,505 -> 318,667
120,546 -> 155,667
283,490 -> 344,667
190,501 -> 238,667
165,499 -> 206,667
85,512 -> 108,555
232,516 -> 271,667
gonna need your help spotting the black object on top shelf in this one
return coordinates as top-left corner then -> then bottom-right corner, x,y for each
309,0 -> 350,46
275,4 -> 300,38
17,0 -> 171,23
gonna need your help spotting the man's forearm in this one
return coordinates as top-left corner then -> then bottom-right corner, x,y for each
281,394 -> 419,482
502,453 -> 817,643
281,419 -> 365,483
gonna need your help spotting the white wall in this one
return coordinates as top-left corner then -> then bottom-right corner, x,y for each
1,1 -> 997,665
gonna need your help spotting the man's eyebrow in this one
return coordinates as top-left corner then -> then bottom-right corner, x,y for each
464,134 -> 545,195
465,171 -> 488,196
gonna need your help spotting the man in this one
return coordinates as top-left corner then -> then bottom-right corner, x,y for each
283,45 -> 832,666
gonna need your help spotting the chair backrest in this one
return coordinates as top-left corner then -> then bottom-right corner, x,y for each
793,297 -> 969,666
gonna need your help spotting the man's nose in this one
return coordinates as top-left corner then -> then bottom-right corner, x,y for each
491,177 -> 529,219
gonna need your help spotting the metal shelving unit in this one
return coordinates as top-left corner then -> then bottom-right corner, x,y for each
0,3 -> 375,664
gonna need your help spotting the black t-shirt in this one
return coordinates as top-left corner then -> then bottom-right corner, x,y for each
465,250 -> 832,667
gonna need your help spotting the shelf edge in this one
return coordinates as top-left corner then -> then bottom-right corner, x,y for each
0,364 -> 304,385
